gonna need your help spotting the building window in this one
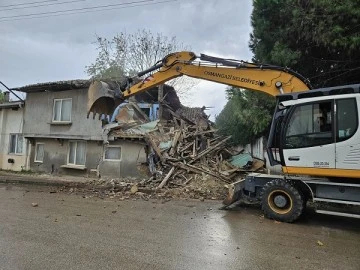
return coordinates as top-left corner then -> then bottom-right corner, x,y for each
34,143 -> 44,162
53,98 -> 72,122
9,134 -> 23,154
104,146 -> 121,160
285,101 -> 334,149
68,141 -> 86,166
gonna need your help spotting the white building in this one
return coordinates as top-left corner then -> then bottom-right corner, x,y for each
244,136 -> 282,174
0,99 -> 29,171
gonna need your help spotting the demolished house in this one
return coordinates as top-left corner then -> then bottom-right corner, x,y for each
101,83 -> 265,187
12,78 -> 264,184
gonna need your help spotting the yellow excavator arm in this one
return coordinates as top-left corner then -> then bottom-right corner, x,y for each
87,51 -> 312,117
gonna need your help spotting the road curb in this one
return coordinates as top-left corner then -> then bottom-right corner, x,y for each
0,176 -> 88,188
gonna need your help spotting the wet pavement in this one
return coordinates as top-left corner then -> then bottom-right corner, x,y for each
1,184 -> 359,270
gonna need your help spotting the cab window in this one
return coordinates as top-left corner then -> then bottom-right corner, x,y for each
284,101 -> 333,148
337,98 -> 358,142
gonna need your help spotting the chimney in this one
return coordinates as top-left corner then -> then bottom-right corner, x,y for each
4,91 -> 10,102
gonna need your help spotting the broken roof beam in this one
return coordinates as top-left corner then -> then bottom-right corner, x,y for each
191,136 -> 231,162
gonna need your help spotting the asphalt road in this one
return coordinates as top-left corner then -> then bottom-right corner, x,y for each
0,184 -> 359,270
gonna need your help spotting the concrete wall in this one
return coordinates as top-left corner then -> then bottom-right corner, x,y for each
0,106 -> 29,171
28,137 -> 149,179
23,89 -> 104,140
244,136 -> 282,175
244,137 -> 264,160
29,138 -> 103,176
99,140 -> 149,179
21,88 -> 151,179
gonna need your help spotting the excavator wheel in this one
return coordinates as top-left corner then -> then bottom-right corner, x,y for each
260,179 -> 304,223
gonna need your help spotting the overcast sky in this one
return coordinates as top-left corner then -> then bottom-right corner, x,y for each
0,0 -> 254,120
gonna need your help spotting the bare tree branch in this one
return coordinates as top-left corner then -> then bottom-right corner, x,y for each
86,29 -> 198,97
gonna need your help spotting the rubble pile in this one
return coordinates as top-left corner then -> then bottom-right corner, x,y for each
80,173 -> 228,201
104,84 -> 266,195
56,103 -> 265,201
140,105 -> 265,189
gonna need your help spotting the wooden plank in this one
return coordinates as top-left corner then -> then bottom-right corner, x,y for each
169,130 -> 181,156
173,116 -> 180,129
219,168 -> 241,176
179,141 -> 194,152
209,136 -> 223,144
184,176 -> 193,185
191,136 -> 231,162
157,121 -> 165,134
170,162 -> 231,183
185,163 -> 231,183
157,166 -> 175,189
184,129 -> 218,138
192,139 -> 196,157
145,135 -> 164,162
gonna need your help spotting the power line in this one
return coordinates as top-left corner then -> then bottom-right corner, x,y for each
1,0 -> 88,11
0,0 -> 59,8
0,0 -> 178,22
309,66 -> 360,81
0,0 -> 155,20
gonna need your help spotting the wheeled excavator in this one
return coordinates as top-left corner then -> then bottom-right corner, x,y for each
88,51 -> 360,222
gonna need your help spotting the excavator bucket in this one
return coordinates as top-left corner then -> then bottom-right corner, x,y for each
222,179 -> 245,206
87,81 -> 119,119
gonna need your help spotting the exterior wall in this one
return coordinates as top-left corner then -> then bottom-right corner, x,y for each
244,138 -> 264,160
23,89 -> 103,140
29,138 -> 103,176
28,137 -> 149,179
99,140 -> 149,179
0,106 -> 29,171
22,88 -> 150,179
244,136 -> 282,174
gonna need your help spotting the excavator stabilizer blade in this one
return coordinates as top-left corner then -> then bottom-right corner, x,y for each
87,81 -> 118,119
222,179 -> 245,206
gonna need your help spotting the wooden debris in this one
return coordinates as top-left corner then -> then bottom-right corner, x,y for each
191,136 -> 231,162
145,134 -> 164,162
123,105 -> 265,188
157,167 -> 175,189
169,130 -> 181,156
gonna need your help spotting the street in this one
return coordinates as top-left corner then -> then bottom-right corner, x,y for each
0,184 -> 359,270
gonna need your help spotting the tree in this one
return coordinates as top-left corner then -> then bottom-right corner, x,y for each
216,0 -> 360,145
249,0 -> 360,87
215,87 -> 275,145
86,29 -> 197,99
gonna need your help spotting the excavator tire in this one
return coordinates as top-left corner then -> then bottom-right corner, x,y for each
260,179 -> 304,223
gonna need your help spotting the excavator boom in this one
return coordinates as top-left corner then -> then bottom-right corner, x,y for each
87,51 -> 311,117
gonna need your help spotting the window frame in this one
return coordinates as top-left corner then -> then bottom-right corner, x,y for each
67,140 -> 86,166
283,100 -> 335,149
34,143 -> 45,163
8,133 -> 23,155
52,98 -> 72,123
104,146 -> 122,161
335,98 -> 358,143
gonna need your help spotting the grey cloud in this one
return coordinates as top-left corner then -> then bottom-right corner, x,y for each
0,0 -> 253,114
